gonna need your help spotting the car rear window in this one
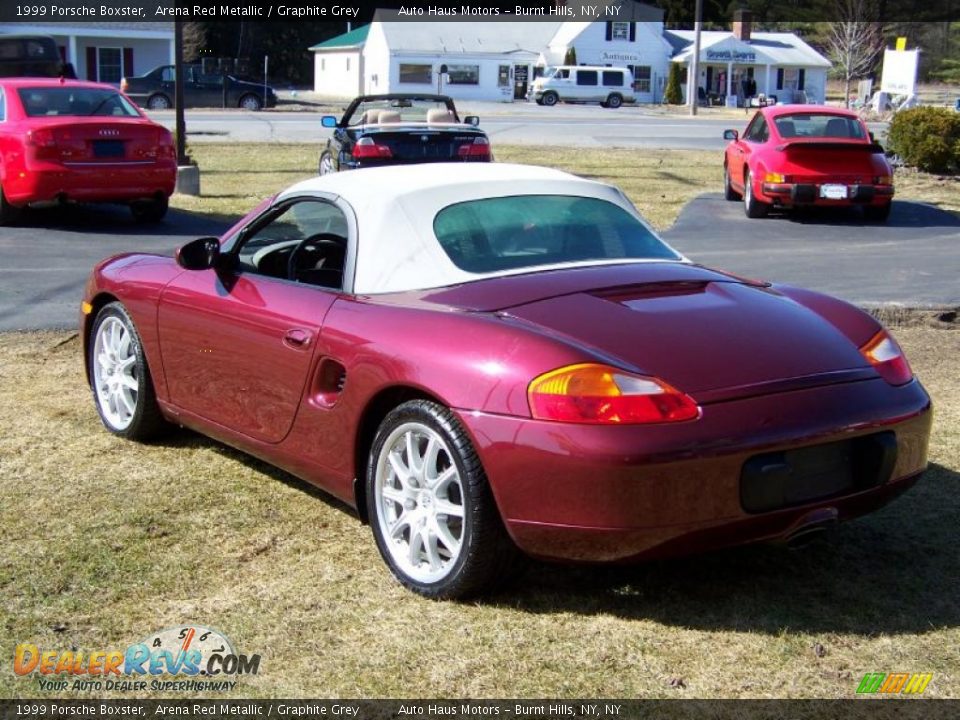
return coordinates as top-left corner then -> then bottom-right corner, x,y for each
433,195 -> 679,274
17,87 -> 140,117
774,113 -> 866,140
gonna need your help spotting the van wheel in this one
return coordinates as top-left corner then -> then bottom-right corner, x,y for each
541,92 -> 558,107
606,93 -> 623,109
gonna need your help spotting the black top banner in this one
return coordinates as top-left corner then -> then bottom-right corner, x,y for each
2,700 -> 960,720
0,0 -> 957,23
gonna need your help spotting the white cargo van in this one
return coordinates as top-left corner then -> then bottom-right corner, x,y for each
529,66 -> 636,108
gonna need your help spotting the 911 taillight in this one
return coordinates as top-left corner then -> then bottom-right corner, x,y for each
860,329 -> 913,386
458,137 -> 490,159
528,363 -> 700,425
353,137 -> 393,159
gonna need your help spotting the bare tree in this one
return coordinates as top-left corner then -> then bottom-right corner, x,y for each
181,22 -> 207,63
825,1 -> 884,107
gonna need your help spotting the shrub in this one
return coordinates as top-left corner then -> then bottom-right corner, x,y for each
664,62 -> 683,105
886,106 -> 960,174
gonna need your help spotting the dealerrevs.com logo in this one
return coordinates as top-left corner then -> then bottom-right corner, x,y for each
14,625 -> 261,692
856,673 -> 933,696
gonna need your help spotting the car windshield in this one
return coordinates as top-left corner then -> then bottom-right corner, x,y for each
433,195 -> 679,274
773,113 -> 866,140
346,98 -> 456,126
17,87 -> 140,117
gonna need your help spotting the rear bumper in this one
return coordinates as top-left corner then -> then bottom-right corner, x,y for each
4,161 -> 176,205
459,377 -> 931,563
761,182 -> 894,207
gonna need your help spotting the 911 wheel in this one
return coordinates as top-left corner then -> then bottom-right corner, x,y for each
743,169 -> 769,218
366,400 -> 522,599
89,302 -> 168,440
724,165 -> 741,201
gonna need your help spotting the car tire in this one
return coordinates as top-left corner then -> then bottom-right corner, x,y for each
606,93 -> 623,109
863,202 -> 892,223
743,169 -> 769,219
318,151 -> 336,176
130,195 -> 168,224
0,183 -> 23,225
239,94 -> 262,111
724,165 -> 741,201
89,302 -> 169,441
366,399 -> 524,599
146,94 -> 172,110
541,92 -> 559,107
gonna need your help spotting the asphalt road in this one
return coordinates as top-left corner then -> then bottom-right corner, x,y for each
663,195 -> 960,307
149,105 -> 754,151
1,195 -> 956,332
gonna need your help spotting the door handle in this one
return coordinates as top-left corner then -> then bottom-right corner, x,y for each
283,328 -> 313,349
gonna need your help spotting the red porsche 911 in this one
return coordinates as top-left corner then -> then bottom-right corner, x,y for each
81,163 -> 931,599
723,105 -> 895,221
0,78 -> 175,225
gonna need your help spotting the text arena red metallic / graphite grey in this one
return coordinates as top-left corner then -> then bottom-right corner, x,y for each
80,163 -> 931,599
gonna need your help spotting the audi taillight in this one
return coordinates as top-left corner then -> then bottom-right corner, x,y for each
528,363 -> 700,425
353,137 -> 393,159
860,329 -> 913,386
26,128 -> 60,160
458,136 -> 490,160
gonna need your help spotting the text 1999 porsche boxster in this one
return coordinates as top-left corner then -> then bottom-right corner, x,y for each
82,163 -> 931,598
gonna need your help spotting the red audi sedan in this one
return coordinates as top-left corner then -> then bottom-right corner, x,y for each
0,78 -> 175,224
723,105 -> 895,222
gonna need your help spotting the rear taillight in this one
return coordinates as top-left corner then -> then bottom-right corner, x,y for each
528,363 -> 700,425
458,136 -> 490,159
120,78 -> 129,93
860,329 -> 913,386
26,128 -> 60,160
353,136 -> 392,159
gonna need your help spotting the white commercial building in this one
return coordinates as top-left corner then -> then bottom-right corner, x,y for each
311,7 -> 832,106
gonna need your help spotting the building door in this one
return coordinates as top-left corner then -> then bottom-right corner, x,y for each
513,64 -> 528,100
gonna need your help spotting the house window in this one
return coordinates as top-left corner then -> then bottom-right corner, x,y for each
798,69 -> 806,90
97,47 -> 122,83
776,68 -> 784,90
610,22 -> 630,41
631,66 -> 651,93
399,63 -> 432,84
446,64 -> 479,85
498,65 -> 510,87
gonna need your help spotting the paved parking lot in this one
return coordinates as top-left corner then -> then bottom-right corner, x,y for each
0,195 -> 957,331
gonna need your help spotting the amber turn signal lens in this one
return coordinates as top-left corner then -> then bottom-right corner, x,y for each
528,363 -> 700,425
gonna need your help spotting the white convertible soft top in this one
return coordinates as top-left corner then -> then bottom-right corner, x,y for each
278,163 -> 684,295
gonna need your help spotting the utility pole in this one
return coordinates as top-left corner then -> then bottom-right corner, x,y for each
174,21 -> 187,165
689,0 -> 703,116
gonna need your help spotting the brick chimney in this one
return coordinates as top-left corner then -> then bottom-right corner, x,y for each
733,9 -> 752,42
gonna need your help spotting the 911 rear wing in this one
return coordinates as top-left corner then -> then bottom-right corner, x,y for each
775,140 -> 887,154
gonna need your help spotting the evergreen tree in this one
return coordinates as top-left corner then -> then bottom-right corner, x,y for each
564,46 -> 577,65
664,62 -> 684,104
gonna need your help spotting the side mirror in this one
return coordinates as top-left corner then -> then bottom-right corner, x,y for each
464,115 -> 480,126
321,116 -> 337,128
176,237 -> 221,271
723,129 -> 739,141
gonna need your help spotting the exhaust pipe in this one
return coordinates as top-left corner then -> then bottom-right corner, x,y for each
779,508 -> 839,549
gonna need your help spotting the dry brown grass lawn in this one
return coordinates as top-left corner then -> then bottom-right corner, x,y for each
1,322 -> 958,699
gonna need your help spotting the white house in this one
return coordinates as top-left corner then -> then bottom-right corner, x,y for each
0,21 -> 174,85
666,11 -> 832,106
310,25 -> 369,98
310,7 -> 833,106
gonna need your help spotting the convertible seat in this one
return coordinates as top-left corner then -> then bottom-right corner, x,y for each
426,108 -> 456,124
378,110 -> 402,123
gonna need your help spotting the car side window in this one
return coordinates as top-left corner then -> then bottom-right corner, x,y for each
602,71 -> 623,87
160,67 -> 174,82
235,199 -> 349,289
744,116 -> 769,143
576,70 -> 598,86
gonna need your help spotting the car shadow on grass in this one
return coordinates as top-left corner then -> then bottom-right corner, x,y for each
494,462 -> 960,635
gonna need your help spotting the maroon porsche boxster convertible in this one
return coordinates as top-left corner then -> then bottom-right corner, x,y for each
81,163 -> 931,598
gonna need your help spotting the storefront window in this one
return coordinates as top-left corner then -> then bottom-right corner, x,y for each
498,65 -> 510,87
399,63 -> 432,84
447,64 -> 480,85
631,66 -> 651,93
